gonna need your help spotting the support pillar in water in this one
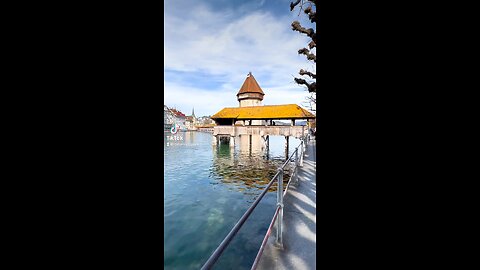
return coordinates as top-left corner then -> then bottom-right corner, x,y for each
265,135 -> 269,151
249,134 -> 252,154
229,136 -> 235,147
212,135 -> 217,145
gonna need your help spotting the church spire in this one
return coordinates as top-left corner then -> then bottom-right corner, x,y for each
192,107 -> 195,118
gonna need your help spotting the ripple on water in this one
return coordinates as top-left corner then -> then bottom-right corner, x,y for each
207,208 -> 224,228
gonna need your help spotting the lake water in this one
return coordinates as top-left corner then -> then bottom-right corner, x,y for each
164,131 -> 301,270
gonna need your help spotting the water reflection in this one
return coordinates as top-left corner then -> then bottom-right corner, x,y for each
210,135 -> 293,193
238,134 -> 264,157
164,132 -> 299,270
183,131 -> 198,144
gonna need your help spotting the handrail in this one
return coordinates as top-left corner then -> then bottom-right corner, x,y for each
251,141 -> 303,270
281,144 -> 300,170
250,163 -> 297,270
200,138 -> 307,270
200,171 -> 280,270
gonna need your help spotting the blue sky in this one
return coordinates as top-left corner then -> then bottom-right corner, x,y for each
164,0 -> 316,117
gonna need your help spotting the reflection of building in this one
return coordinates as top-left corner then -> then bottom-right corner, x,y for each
238,134 -> 264,156
183,130 -> 196,143
210,140 -> 292,193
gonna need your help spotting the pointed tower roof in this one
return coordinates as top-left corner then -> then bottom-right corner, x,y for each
236,72 -> 265,96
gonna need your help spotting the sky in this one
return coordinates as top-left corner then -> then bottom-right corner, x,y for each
164,0 -> 316,117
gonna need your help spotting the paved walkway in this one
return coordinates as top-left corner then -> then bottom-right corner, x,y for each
256,139 -> 316,270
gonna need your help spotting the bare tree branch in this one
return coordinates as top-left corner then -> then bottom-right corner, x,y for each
290,0 -> 301,11
299,69 -> 316,79
298,48 -> 316,62
304,6 -> 316,23
291,0 -> 317,98
291,21 -> 315,39
307,95 -> 316,105
294,78 -> 316,93
303,94 -> 316,111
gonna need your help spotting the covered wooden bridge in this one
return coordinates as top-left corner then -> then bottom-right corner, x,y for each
210,104 -> 315,152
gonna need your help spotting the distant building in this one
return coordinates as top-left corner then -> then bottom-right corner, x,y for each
164,105 -> 187,131
201,116 -> 215,125
185,107 -> 197,130
164,105 -> 172,130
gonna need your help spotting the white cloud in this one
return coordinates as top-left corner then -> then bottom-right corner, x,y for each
164,0 -> 316,117
164,81 -> 315,117
164,81 -> 236,117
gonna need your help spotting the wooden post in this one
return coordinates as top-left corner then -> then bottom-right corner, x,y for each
265,139 -> 270,160
266,135 -> 270,156
249,134 -> 252,155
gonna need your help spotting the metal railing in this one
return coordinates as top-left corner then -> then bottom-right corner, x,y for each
250,135 -> 307,270
200,137 -> 308,270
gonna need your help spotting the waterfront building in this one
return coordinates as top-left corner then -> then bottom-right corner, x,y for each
164,105 -> 172,130
164,105 -> 187,131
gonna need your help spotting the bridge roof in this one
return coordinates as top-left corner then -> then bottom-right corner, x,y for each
211,104 -> 315,120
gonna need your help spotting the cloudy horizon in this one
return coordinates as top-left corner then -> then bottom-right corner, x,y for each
164,0 -> 316,117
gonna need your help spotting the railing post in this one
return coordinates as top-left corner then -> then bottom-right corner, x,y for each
276,168 -> 283,247
300,140 -> 304,167
295,147 -> 299,184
